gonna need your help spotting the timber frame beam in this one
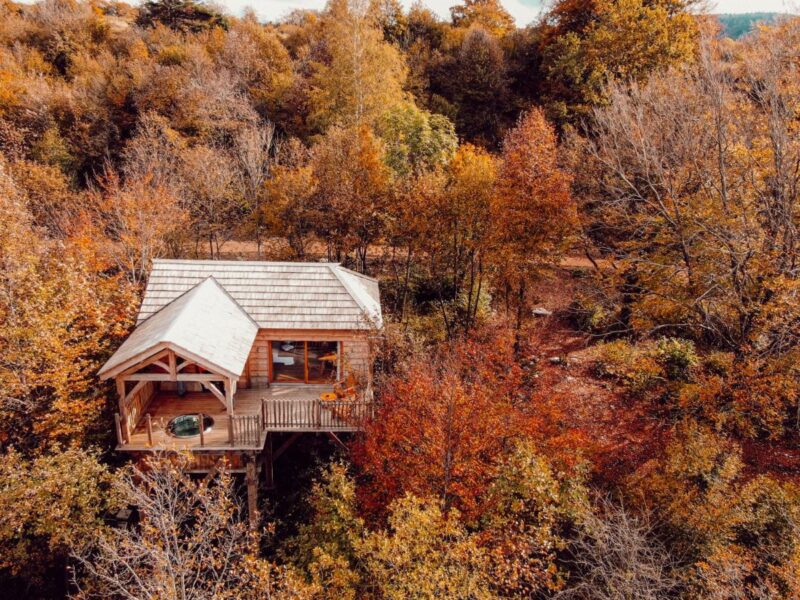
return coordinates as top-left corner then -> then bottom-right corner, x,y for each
115,348 -> 239,444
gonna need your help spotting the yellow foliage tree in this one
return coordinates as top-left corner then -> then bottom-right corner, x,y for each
309,0 -> 408,131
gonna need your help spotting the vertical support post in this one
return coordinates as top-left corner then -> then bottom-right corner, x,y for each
146,414 -> 153,447
114,414 -> 124,446
246,456 -> 258,527
116,378 -> 130,444
226,377 -> 235,446
261,399 -> 266,429
264,433 -> 274,489
198,413 -> 204,447
168,350 -> 177,380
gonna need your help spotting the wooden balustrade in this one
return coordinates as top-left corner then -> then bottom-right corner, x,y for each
262,398 -> 371,431
231,414 -> 262,447
113,397 -> 371,450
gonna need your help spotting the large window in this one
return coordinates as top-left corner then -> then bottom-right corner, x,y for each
271,341 -> 339,384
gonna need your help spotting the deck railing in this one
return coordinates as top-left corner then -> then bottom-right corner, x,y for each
231,414 -> 263,447
114,398 -> 371,448
262,398 -> 372,431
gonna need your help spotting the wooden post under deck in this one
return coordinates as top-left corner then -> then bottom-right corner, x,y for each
263,433 -> 274,490
116,378 -> 130,443
245,456 -> 258,527
226,377 -> 235,446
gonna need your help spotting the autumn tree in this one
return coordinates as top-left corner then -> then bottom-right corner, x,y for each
479,440 -> 588,597
430,143 -> 497,334
290,462 -> 492,599
309,125 -> 391,272
232,122 -> 274,258
631,421 -> 800,597
264,163 -> 317,259
534,0 -> 698,125
93,169 -> 188,285
309,0 -> 408,131
384,168 -> 443,323
359,495 -> 492,599
215,18 -> 295,121
0,447 -> 117,597
576,21 -> 800,368
73,454 -> 307,599
492,108 -> 575,350
0,161 -> 135,450
289,461 -> 365,597
180,144 -> 245,258
354,335 -> 527,521
450,0 -> 515,37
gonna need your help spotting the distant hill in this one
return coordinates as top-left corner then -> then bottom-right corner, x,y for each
715,13 -> 784,39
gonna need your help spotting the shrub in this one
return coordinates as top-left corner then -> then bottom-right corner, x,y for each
569,295 -> 616,334
594,340 -> 663,394
654,337 -> 699,382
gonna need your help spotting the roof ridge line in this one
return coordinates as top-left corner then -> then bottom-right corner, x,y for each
334,264 -> 379,283
152,258 -> 341,267
328,264 -> 372,319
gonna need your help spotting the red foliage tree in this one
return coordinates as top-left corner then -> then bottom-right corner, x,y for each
353,333 -> 531,523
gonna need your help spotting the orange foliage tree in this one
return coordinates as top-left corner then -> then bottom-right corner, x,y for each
353,333 -> 529,522
491,108 -> 576,349
0,160 -> 136,451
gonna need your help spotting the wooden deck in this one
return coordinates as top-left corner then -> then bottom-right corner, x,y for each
119,386 -> 370,451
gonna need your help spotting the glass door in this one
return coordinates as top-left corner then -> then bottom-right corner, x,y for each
271,341 -> 305,383
271,341 -> 339,383
307,341 -> 339,383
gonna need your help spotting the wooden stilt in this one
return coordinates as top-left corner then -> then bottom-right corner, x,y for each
114,413 -> 124,446
327,431 -> 348,452
273,432 -> 302,461
245,456 -> 258,527
264,433 -> 274,490
146,414 -> 153,447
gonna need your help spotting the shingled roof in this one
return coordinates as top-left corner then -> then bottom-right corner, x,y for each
138,259 -> 382,330
99,277 -> 259,380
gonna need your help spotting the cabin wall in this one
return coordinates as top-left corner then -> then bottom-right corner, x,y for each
243,329 -> 372,388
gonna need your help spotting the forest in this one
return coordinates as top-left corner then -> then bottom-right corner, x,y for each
2,0 -> 800,598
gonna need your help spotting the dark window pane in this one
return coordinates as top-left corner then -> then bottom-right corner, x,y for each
271,341 -> 305,383
307,341 -> 339,383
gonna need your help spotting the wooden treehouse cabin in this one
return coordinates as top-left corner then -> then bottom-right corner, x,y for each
98,259 -> 381,516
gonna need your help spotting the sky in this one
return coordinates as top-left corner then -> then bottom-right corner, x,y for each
216,0 -> 797,26
13,0 -> 798,25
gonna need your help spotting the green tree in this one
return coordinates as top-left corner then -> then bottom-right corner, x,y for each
137,0 -> 229,32
375,101 -> 457,177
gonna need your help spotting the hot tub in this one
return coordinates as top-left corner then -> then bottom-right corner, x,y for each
166,414 -> 214,438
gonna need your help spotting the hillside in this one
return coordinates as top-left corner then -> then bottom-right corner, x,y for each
716,12 -> 783,38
